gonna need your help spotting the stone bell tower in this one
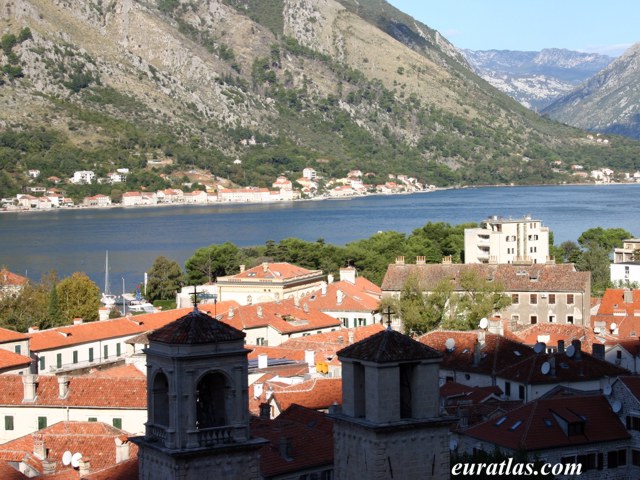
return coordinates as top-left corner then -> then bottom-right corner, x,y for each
132,304 -> 266,480
332,326 -> 455,479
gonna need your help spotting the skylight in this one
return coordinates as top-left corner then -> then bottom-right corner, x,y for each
495,416 -> 507,427
509,420 -> 523,431
543,418 -> 553,427
514,350 -> 522,357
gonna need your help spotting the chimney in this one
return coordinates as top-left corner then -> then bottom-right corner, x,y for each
99,307 -> 110,321
477,331 -> 486,348
279,437 -> 293,460
624,289 -> 634,304
258,354 -> 268,369
57,375 -> 69,399
339,267 -> 356,284
23,374 -> 37,402
571,339 -> 582,360
327,274 -> 334,284
42,459 -> 56,475
557,340 -> 565,353
228,307 -> 234,319
259,402 -> 270,420
303,303 -> 309,313
592,343 -> 605,361
416,256 -> 426,265
79,458 -> 91,477
336,289 -> 344,305
395,256 -> 405,265
321,281 -> 327,296
115,437 -> 130,463
348,331 -> 355,344
33,434 -> 46,459
304,350 -> 315,367
73,318 -> 83,325
473,339 -> 481,366
262,262 -> 269,273
28,326 -> 39,333
240,264 -> 246,273
257,306 -> 263,318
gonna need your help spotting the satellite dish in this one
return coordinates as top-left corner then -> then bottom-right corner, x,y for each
62,451 -> 72,466
612,400 -> 622,414
541,361 -> 550,375
449,439 -> 458,451
566,345 -> 576,358
533,342 -> 545,354
479,317 -> 488,330
445,338 -> 456,351
604,384 -> 612,396
611,323 -> 618,331
71,452 -> 82,469
594,327 -> 601,334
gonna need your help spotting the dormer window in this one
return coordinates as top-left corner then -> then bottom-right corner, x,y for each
568,421 -> 585,436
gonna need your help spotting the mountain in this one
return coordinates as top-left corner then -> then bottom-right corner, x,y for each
462,48 -> 613,111
0,0 -> 639,200
542,43 -> 640,139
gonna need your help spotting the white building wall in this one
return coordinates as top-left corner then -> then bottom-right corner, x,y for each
34,337 -> 128,374
611,263 -> 640,285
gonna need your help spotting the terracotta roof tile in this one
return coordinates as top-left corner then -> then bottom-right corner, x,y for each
339,328 -> 442,363
0,269 -> 28,287
0,349 -> 32,370
616,375 -> 640,400
509,323 -> 600,353
463,395 -> 629,450
0,328 -> 29,343
0,375 -> 146,409
251,405 -> 333,478
597,289 -> 640,315
271,378 -> 342,412
82,458 -> 139,480
220,263 -> 321,281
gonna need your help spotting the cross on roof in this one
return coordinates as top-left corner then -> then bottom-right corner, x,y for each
382,306 -> 395,330
190,285 -> 204,311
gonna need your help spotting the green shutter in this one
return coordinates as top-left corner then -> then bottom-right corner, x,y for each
89,348 -> 94,362
56,353 -> 62,368
73,351 -> 78,363
116,343 -> 121,356
4,416 -> 13,430
112,418 -> 122,429
38,417 -> 47,429
14,345 -> 20,354
39,357 -> 45,371
104,345 -> 108,359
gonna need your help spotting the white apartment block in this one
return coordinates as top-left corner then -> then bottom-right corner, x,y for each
71,171 -> 95,184
464,215 -> 551,264
611,238 -> 640,285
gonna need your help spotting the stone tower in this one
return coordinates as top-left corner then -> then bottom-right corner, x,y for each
132,306 -> 266,480
332,327 -> 454,480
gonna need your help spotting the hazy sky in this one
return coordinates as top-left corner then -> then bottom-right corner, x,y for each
386,1 -> 638,57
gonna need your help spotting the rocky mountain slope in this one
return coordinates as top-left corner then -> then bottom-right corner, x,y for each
0,0 -> 639,198
542,43 -> 640,139
462,48 -> 613,111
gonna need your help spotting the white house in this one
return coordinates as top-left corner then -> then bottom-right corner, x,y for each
71,171 -> 95,184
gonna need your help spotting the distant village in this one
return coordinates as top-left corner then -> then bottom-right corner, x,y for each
1,216 -> 640,477
1,166 -> 435,212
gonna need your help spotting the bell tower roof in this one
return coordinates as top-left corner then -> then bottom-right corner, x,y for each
148,307 -> 245,344
337,328 -> 442,363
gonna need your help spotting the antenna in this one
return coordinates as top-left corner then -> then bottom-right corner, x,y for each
479,317 -> 488,330
566,344 -> 575,358
533,342 -> 545,354
612,400 -> 622,414
604,384 -> 612,396
445,338 -> 456,352
71,452 -> 82,469
541,361 -> 550,375
62,451 -> 72,466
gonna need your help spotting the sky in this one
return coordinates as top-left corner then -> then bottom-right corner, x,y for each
386,1 -> 638,57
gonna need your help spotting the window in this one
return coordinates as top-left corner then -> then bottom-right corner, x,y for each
549,315 -> 556,323
72,351 -> 78,364
548,294 -> 556,304
608,449 -> 627,468
357,318 -> 366,326
88,417 -> 97,422
112,418 -> 122,429
576,453 -> 599,471
89,348 -> 94,362
511,293 -> 519,304
256,337 -> 265,346
567,315 -> 574,324
530,294 -> 537,304
38,416 -> 47,430
504,382 -> 511,396
567,294 -> 575,304
518,385 -> 525,400
56,353 -> 62,369
116,343 -> 121,356
530,315 -> 537,325
633,449 -> 640,467
4,416 -> 13,431
342,318 -> 349,328
627,415 -> 640,431
14,345 -> 20,354
39,357 -> 45,371
104,345 -> 109,359
511,314 -> 519,324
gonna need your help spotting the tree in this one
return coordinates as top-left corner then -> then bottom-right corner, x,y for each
557,240 -> 582,264
56,272 -> 100,322
577,227 -> 631,251
147,256 -> 184,302
576,243 -> 611,296
185,242 -> 239,284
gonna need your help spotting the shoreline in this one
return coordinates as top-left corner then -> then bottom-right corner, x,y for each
2,181 -> 638,215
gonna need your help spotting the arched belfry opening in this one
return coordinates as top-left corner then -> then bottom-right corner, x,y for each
152,371 -> 170,427
196,371 -> 228,429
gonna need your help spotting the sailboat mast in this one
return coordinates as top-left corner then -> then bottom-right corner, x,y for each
104,250 -> 110,296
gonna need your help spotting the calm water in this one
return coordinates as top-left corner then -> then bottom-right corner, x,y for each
1,184 -> 638,290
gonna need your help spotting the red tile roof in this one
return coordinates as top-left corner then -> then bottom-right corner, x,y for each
0,463 -> 27,479
251,405 -> 333,478
463,395 -> 629,451
0,375 -> 146,409
271,378 -> 342,412
82,458 -> 139,480
248,346 -> 307,362
509,323 -> 601,353
616,375 -> 640,401
0,327 -> 29,343
220,263 -> 321,282
0,421 -> 138,477
0,269 -> 28,287
148,308 -> 245,344
217,300 -> 341,335
0,349 -> 32,370
598,288 -> 640,315
298,279 -> 381,312
89,364 -> 145,379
